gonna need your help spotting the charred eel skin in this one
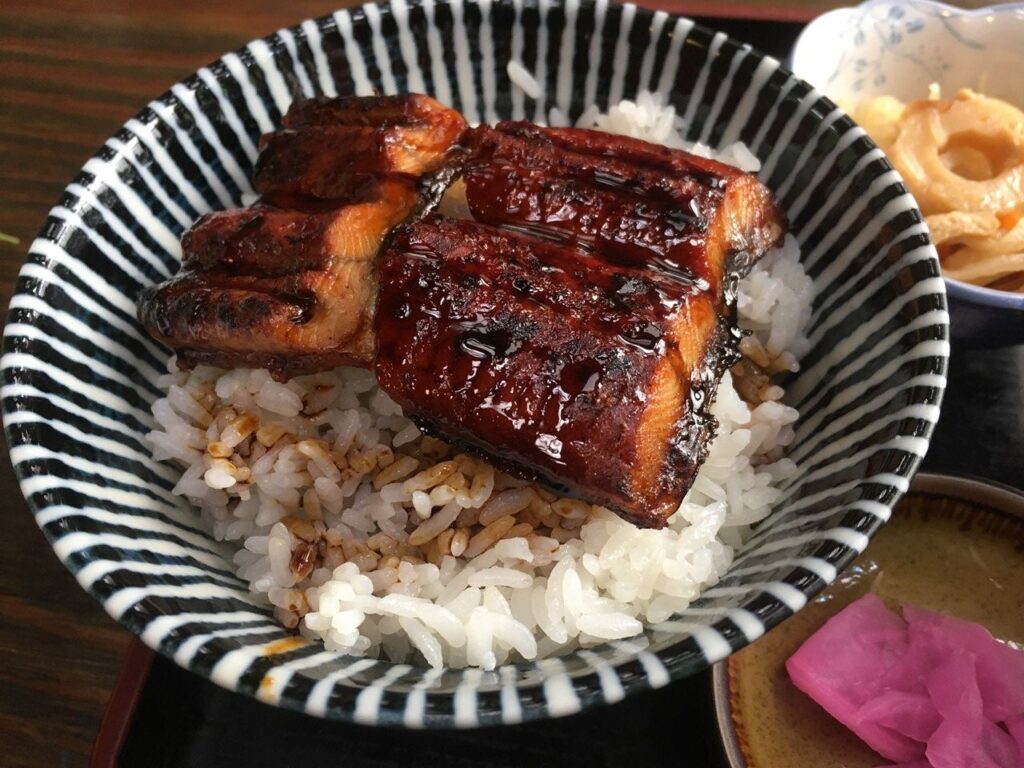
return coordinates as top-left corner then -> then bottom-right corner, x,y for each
139,95 -> 467,378
375,214 -> 743,528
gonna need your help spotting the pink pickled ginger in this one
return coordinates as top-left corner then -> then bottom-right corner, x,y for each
785,594 -> 1024,768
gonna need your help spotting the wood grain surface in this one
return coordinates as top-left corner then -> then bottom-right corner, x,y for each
0,1 -> 995,767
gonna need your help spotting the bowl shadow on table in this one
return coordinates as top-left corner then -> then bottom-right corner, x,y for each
116,657 -> 730,768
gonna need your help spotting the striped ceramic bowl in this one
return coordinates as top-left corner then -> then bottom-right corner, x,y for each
0,0 -> 948,726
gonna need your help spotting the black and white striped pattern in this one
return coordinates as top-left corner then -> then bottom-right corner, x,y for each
0,0 -> 948,726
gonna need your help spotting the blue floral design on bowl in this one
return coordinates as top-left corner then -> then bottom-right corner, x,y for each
792,0 -> 1024,345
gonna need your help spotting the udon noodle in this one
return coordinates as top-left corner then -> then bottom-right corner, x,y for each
854,89 -> 1024,292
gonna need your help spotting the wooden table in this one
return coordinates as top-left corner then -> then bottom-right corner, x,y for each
0,1 -> 1001,766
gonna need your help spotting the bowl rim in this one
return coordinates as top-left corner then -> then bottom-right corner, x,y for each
945,275 -> 1024,309
795,0 -> 1024,34
792,0 -> 1024,80
0,0 -> 949,726
847,0 -> 1024,17
710,471 -> 1024,768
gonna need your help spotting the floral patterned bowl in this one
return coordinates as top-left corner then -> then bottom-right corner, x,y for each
791,0 -> 1024,106
791,0 -> 1024,346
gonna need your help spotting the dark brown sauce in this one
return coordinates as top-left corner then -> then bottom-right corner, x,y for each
254,126 -> 385,200
496,123 -> 737,192
374,214 -> 717,524
462,124 -> 734,295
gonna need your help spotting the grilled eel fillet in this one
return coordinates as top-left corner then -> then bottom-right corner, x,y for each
378,124 -> 783,527
139,102 -> 783,528
138,95 -> 466,377
255,94 -> 468,206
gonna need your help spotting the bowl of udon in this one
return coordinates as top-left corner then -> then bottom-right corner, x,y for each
1,0 -> 947,725
792,0 -> 1024,345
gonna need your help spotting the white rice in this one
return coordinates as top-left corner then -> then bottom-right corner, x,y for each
147,93 -> 814,669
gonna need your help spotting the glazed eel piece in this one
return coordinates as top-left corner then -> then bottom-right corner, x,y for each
378,126 -> 783,527
376,214 -> 735,527
256,93 -> 468,206
138,95 -> 466,377
138,101 -> 783,527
